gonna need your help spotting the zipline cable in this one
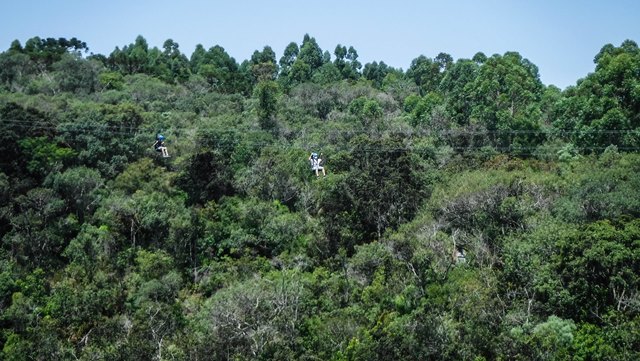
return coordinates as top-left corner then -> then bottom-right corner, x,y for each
3,117 -> 640,156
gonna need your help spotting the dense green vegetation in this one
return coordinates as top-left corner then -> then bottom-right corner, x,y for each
1,34 -> 640,360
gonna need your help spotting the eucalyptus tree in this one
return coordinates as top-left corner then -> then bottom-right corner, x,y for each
278,41 -> 299,89
250,45 -> 278,82
555,40 -> 640,150
466,51 -> 545,152
334,44 -> 362,80
407,55 -> 444,95
362,61 -> 390,88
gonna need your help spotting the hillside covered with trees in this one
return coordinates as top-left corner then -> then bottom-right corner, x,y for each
1,34 -> 640,360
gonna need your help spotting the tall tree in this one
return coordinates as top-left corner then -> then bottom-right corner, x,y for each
278,41 -> 299,89
286,34 -> 326,85
250,46 -> 278,82
255,80 -> 280,131
298,34 -> 324,72
0,48 -> 35,92
407,55 -> 442,95
192,45 -> 246,93
434,52 -> 453,72
23,36 -> 88,69
107,35 -> 150,74
160,38 -> 190,82
555,40 -> 640,150
334,45 -> 362,80
467,51 -> 545,151
439,58 -> 479,126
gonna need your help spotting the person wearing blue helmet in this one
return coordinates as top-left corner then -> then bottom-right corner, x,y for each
308,152 -> 325,177
154,134 -> 170,157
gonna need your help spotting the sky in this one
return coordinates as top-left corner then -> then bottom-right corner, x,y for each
1,0 -> 639,90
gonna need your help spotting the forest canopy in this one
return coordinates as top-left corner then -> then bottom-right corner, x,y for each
1,34 -> 640,360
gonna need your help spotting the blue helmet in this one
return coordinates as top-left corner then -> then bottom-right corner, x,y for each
157,134 -> 165,141
311,152 -> 318,159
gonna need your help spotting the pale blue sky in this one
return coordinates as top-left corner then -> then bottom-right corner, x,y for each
1,0 -> 639,89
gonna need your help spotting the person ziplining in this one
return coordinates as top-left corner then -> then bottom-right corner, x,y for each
153,134 -> 170,158
308,152 -> 326,177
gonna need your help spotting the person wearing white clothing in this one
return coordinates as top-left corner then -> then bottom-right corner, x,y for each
308,152 -> 325,177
